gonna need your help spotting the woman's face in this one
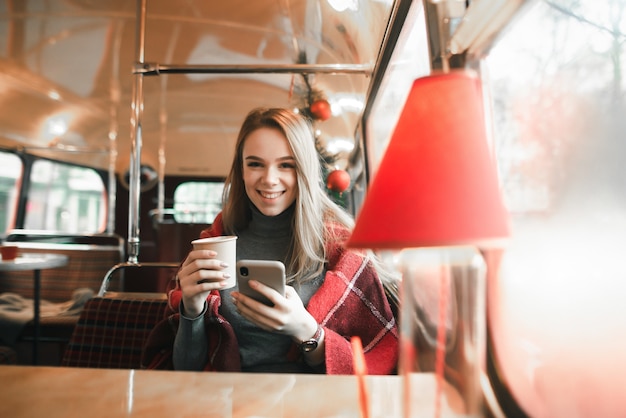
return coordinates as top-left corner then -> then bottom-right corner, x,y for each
242,127 -> 298,217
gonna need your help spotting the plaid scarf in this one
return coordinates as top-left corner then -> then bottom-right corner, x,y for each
142,213 -> 398,374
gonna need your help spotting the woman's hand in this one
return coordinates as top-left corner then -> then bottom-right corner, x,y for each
231,281 -> 318,343
177,249 -> 231,318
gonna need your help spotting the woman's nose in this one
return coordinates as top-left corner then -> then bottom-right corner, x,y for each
262,166 -> 279,184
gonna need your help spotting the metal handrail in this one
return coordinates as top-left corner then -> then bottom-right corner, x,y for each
134,62 -> 373,76
98,261 -> 180,297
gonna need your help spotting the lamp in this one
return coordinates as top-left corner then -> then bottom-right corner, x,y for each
348,71 -> 509,417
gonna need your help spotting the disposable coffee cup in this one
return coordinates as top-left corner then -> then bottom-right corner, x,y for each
191,236 -> 237,289
0,244 -> 18,261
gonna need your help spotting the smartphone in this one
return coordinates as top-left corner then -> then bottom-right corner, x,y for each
236,259 -> 286,306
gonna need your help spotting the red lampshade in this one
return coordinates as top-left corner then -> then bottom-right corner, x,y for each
348,71 -> 510,249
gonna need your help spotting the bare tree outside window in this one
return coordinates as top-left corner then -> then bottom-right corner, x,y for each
484,1 -> 626,417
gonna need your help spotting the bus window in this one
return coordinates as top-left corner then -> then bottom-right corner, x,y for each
483,1 -> 625,416
366,0 -> 430,178
24,160 -> 106,233
173,181 -> 224,224
0,152 -> 22,233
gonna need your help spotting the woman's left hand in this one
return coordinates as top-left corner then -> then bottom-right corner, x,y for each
231,281 -> 318,343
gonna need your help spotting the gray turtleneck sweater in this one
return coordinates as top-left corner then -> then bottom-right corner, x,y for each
173,204 -> 323,373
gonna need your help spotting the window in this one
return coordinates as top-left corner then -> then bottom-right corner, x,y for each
173,181 -> 225,223
366,0 -> 431,177
0,152 -> 23,233
483,1 -> 625,416
24,160 -> 106,232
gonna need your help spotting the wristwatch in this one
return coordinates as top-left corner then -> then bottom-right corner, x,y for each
299,324 -> 324,353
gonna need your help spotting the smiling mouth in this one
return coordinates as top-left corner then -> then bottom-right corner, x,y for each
259,191 -> 284,199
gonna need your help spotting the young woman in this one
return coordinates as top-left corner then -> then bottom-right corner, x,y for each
143,107 -> 398,374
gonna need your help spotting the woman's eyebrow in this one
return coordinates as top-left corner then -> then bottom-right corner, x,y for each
244,155 -> 295,162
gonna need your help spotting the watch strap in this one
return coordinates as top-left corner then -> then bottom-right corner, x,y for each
299,324 -> 323,353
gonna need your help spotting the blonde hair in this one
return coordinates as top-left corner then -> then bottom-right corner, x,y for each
221,107 -> 354,283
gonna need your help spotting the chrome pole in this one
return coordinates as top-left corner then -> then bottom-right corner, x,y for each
127,0 -> 146,264
133,62 -> 372,76
107,22 -> 124,234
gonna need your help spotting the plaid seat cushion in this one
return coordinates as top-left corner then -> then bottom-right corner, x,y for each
61,297 -> 166,369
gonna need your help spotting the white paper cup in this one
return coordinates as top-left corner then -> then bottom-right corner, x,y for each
191,236 -> 238,289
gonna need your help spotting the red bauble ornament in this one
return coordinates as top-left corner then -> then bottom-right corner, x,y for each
309,99 -> 332,121
326,169 -> 351,193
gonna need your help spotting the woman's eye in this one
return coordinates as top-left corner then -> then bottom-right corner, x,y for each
280,163 -> 296,169
246,162 -> 262,168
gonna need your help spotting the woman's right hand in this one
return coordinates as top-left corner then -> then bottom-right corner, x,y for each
177,249 -> 231,318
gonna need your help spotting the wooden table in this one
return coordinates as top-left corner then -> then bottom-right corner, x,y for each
0,253 -> 68,364
0,366 -> 466,417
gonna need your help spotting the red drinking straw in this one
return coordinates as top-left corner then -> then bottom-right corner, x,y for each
351,336 -> 370,418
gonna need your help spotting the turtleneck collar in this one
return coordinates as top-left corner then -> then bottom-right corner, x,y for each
246,202 -> 294,238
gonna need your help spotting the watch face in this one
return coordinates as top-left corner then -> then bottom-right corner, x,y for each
301,340 -> 318,353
